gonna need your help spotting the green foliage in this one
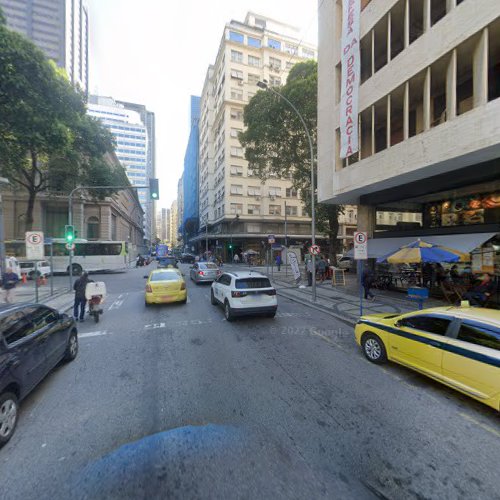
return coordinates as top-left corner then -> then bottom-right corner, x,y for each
0,20 -> 125,229
240,61 -> 344,259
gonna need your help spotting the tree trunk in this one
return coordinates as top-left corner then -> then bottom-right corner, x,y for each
25,150 -> 38,231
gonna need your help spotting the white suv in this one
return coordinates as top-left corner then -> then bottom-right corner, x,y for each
211,271 -> 277,321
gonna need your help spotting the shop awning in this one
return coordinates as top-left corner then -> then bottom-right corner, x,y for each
347,232 -> 497,259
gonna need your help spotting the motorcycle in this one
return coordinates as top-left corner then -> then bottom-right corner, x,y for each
85,282 -> 107,323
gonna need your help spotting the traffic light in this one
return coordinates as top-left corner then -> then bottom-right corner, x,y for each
149,178 -> 159,200
65,225 -> 75,243
228,243 -> 233,249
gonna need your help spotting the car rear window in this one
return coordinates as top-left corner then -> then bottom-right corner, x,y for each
457,322 -> 500,351
20,263 -> 33,268
200,263 -> 218,269
235,277 -> 272,289
150,271 -> 180,281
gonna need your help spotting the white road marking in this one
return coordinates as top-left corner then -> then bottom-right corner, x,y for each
118,294 -> 123,299
108,299 -> 124,310
79,330 -> 109,338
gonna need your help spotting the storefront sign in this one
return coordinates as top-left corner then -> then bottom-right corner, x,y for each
340,0 -> 361,159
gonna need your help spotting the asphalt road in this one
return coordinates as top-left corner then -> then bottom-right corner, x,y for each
1,264 -> 499,499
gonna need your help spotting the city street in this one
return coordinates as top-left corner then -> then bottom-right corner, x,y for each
0,264 -> 499,499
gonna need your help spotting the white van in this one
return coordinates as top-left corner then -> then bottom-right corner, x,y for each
19,260 -> 51,279
3,257 -> 21,277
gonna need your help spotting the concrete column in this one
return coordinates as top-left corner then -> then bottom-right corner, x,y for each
387,11 -> 392,63
424,0 -> 431,32
371,30 -> 375,76
446,49 -> 457,120
357,205 -> 376,238
358,114 -> 362,160
404,0 -> 410,49
423,66 -> 431,130
446,0 -> 457,12
403,81 -> 410,139
473,27 -> 488,107
371,105 -> 375,154
386,94 -> 391,147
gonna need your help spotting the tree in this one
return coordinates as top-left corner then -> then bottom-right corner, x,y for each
239,61 -> 344,261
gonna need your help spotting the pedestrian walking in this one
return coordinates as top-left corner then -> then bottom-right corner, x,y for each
362,267 -> 375,301
276,254 -> 282,272
306,259 -> 313,286
73,272 -> 91,322
317,257 -> 327,283
1,267 -> 19,304
233,253 -> 240,264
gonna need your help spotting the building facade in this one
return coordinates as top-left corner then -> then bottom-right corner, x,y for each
155,207 -> 168,242
195,12 -> 317,260
87,95 -> 155,243
181,96 -> 201,244
0,0 -> 89,94
318,0 -> 500,271
169,200 -> 178,249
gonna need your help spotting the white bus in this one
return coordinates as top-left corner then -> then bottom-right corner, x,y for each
5,239 -> 129,275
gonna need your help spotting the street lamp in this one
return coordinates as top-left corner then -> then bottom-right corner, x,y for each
257,81 -> 317,301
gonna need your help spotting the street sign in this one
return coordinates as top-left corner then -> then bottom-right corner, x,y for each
354,231 -> 368,260
309,244 -> 320,255
25,231 -> 44,260
287,251 -> 301,281
268,234 -> 275,244
65,243 -> 75,251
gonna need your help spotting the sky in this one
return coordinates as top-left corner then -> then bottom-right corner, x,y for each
86,0 -> 318,210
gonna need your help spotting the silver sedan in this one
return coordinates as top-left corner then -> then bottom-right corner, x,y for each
190,262 -> 221,284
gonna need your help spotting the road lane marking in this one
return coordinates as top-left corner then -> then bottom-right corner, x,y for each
311,331 -> 347,352
459,412 -> 500,438
118,294 -> 123,299
108,299 -> 124,310
79,331 -> 109,338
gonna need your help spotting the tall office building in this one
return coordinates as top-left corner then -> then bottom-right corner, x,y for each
0,0 -> 89,94
196,12 -> 317,259
87,95 -> 155,243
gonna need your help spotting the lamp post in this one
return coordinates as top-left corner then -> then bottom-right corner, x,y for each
257,81 -> 317,301
0,177 -> 10,276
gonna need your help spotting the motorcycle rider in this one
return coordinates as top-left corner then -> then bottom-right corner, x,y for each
73,271 -> 92,322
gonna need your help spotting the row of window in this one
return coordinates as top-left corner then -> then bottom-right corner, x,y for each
229,203 -> 300,216
117,155 -> 146,163
114,132 -> 146,141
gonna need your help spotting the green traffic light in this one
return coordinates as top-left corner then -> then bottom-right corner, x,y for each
152,193 -> 158,199
67,234 -> 74,241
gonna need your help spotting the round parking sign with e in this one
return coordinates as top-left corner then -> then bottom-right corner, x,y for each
27,233 -> 42,245
354,232 -> 367,245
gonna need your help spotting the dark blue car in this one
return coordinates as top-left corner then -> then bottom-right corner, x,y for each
0,304 -> 78,447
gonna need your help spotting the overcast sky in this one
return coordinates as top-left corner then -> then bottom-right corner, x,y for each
86,0 -> 318,209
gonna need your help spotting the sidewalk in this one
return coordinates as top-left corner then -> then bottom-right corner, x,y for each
224,264 -> 445,326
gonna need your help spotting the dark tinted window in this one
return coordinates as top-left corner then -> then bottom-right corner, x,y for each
457,323 -> 500,351
401,315 -> 451,335
150,271 -> 180,282
25,306 -> 58,330
1,311 -> 33,345
235,277 -> 272,289
218,274 -> 231,286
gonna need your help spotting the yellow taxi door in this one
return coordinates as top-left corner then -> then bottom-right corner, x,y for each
389,315 -> 452,377
442,321 -> 500,402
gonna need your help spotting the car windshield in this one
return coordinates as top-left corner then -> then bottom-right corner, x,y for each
159,258 -> 176,265
235,277 -> 272,289
150,271 -> 180,282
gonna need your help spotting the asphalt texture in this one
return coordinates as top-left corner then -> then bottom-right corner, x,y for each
0,264 -> 499,500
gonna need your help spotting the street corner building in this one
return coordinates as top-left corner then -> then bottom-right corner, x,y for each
318,0 -> 500,272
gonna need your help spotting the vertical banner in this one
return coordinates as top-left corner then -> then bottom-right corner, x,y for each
340,0 -> 361,159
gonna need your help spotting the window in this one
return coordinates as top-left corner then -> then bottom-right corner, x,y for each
302,48 -> 315,59
401,315 -> 451,335
248,36 -> 261,48
231,88 -> 243,100
269,57 -> 281,71
230,165 -> 243,176
150,271 -> 180,281
1,310 -> 32,345
247,204 -> 260,215
27,306 -> 58,331
230,108 -> 243,120
268,39 -> 281,50
236,277 -> 272,289
269,204 -> 281,216
247,186 -> 261,196
218,274 -> 232,286
230,128 -> 242,138
231,50 -> 243,63
285,205 -> 298,216
286,61 -> 295,70
87,216 -> 100,240
269,187 -> 282,197
229,31 -> 244,44
230,185 -> 243,195
248,55 -> 261,67
230,69 -> 243,80
269,76 -> 281,86
247,91 -> 256,100
247,223 -> 261,232
285,43 -> 298,55
248,73 -> 260,85
230,203 -> 243,215
230,147 -> 243,157
457,323 -> 500,351
286,187 -> 297,197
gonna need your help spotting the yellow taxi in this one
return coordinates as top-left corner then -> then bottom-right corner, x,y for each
144,269 -> 187,306
354,306 -> 500,411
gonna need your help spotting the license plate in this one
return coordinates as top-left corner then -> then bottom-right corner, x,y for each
161,295 -> 171,300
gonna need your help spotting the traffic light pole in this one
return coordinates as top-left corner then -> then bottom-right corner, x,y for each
67,184 -> 152,290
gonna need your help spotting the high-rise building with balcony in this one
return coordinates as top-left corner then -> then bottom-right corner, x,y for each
196,12 -> 317,260
0,0 -> 89,94
318,0 -> 500,265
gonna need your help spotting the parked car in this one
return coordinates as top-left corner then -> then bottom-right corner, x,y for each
210,271 -> 277,321
144,269 -> 187,306
190,262 -> 221,284
355,306 -> 500,411
0,304 -> 78,447
180,253 -> 196,264
19,261 -> 51,279
337,256 -> 354,272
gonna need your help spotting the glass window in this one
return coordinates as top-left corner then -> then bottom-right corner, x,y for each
230,69 -> 243,80
200,263 -> 218,270
269,57 -> 281,70
457,323 -> 500,351
269,204 -> 282,216
248,73 -> 260,85
229,31 -> 244,44
230,50 -> 243,63
219,274 -> 232,286
285,205 -> 298,216
87,216 -> 100,240
248,36 -> 261,48
268,39 -> 281,50
248,55 -> 260,67
25,306 -> 58,331
1,310 -> 33,345
235,277 -> 272,289
401,315 -> 451,335
302,47 -> 315,59
150,271 -> 180,282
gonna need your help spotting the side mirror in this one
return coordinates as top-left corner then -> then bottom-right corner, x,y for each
143,275 -> 149,279
395,320 -> 402,328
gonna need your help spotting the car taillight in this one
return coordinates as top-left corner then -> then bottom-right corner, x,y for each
146,284 -> 152,293
216,270 -> 221,275
232,291 -> 247,298
198,271 -> 205,276
266,289 -> 277,296
180,282 -> 186,290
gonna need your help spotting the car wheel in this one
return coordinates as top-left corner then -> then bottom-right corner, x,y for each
361,333 -> 387,364
67,263 -> 82,276
224,301 -> 235,322
63,330 -> 78,362
145,301 -> 151,307
0,392 -> 19,447
180,296 -> 187,304
264,312 -> 276,318
210,289 -> 218,305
